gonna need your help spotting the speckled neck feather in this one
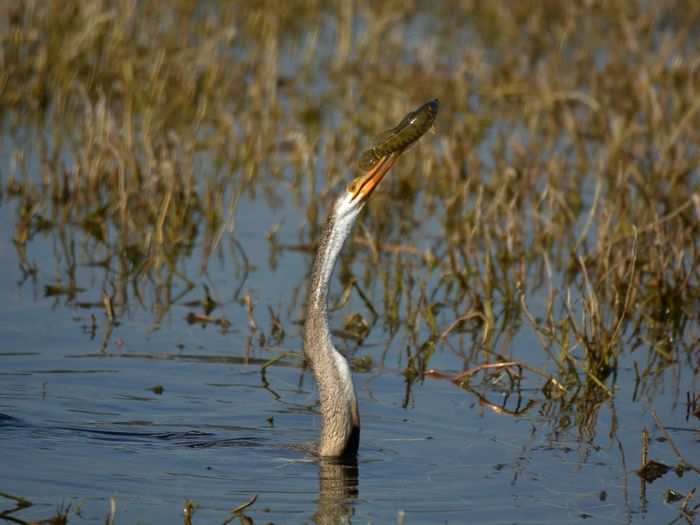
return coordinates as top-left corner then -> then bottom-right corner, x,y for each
304,208 -> 360,458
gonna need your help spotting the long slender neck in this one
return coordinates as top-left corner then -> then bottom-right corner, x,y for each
307,211 -> 353,321
304,206 -> 360,458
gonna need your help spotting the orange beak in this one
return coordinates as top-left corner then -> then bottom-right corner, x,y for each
349,152 -> 399,203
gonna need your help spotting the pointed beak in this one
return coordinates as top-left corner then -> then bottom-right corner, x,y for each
350,152 -> 399,203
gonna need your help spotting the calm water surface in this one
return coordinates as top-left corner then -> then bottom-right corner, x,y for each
0,102 -> 698,525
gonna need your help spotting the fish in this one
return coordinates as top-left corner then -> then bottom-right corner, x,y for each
358,99 -> 439,171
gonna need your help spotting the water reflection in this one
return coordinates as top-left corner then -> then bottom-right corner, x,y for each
314,458 -> 359,525
202,458 -> 358,525
2,1 -> 700,523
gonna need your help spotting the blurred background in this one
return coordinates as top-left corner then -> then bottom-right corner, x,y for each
0,1 -> 699,524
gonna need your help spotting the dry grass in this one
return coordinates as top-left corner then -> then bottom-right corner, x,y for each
1,0 -> 700,438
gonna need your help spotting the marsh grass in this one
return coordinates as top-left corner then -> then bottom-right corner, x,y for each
0,490 -> 70,525
1,0 -> 700,446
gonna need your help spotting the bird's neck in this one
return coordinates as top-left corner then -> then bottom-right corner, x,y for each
304,208 -> 360,458
307,211 -> 353,324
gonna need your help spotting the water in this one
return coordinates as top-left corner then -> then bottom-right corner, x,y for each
1,161 -> 698,524
1,5 -> 699,522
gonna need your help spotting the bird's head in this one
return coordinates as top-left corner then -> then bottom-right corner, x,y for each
332,99 -> 439,225
332,152 -> 399,223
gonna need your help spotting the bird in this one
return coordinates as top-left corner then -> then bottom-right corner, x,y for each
303,100 -> 438,458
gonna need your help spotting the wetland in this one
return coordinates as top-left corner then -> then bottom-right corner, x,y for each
0,1 -> 699,523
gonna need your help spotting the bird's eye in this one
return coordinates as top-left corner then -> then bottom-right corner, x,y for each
347,176 -> 363,196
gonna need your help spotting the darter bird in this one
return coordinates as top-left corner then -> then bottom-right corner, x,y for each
303,99 -> 438,458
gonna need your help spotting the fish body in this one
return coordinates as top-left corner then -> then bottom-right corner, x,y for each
358,99 -> 439,171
